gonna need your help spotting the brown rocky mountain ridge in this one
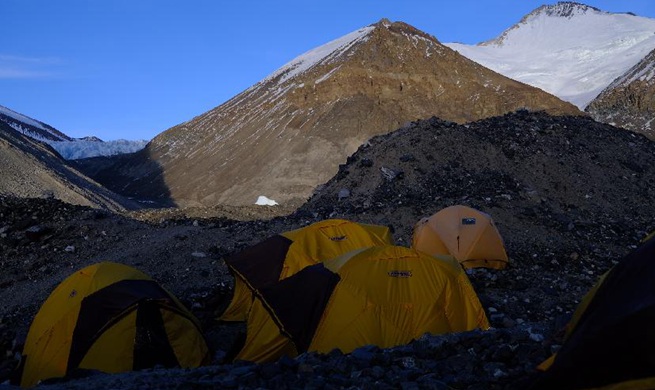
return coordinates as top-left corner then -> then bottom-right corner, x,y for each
0,122 -> 137,212
586,48 -> 655,140
0,107 -> 72,142
81,19 -> 581,209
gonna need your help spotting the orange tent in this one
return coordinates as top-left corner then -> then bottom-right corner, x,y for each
412,205 -> 508,269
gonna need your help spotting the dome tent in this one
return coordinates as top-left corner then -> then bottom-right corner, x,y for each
235,245 -> 489,363
220,219 -> 393,322
412,205 -> 508,269
15,262 -> 209,388
533,236 -> 655,389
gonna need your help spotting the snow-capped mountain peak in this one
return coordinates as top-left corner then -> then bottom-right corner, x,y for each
478,2 -> 605,47
265,25 -> 375,85
446,3 -> 655,109
262,18 -> 439,87
535,2 -> 602,19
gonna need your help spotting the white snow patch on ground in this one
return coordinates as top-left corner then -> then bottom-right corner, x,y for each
255,196 -> 278,206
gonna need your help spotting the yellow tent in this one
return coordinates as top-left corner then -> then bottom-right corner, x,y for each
220,219 -> 393,322
16,262 -> 209,388
235,245 -> 490,363
412,205 -> 508,269
532,235 -> 655,390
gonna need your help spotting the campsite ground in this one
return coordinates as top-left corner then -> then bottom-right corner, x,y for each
0,196 -> 568,389
1,112 -> 654,389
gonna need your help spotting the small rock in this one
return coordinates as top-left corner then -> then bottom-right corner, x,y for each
360,158 -> 373,167
399,154 -> 415,162
297,363 -> 314,374
338,188 -> 350,201
400,356 -> 416,369
370,365 -> 386,379
400,381 -> 419,390
502,317 -> 517,328
380,166 -> 404,181
25,225 -> 49,241
491,344 -> 515,362
351,347 -> 374,363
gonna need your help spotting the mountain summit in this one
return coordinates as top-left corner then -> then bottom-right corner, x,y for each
530,2 -> 601,19
94,19 -> 579,207
478,2 -> 604,47
446,2 -> 655,109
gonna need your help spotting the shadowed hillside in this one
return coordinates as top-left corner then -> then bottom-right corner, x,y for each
85,19 -> 580,208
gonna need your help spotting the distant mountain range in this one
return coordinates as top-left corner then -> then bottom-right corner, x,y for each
0,105 -> 148,160
2,1 -> 654,210
0,120 -> 138,211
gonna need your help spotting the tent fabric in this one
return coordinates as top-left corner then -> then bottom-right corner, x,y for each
17,262 -> 209,388
235,245 -> 490,363
532,236 -> 655,390
412,205 -> 508,269
220,219 -> 394,322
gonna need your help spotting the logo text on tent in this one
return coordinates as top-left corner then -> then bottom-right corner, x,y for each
388,270 -> 413,278
462,218 -> 476,225
330,235 -> 347,241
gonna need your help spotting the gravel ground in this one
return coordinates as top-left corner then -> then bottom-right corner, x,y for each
1,111 -> 654,389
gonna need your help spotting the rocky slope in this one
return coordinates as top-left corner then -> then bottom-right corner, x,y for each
0,122 -> 139,212
81,19 -> 580,209
586,48 -> 655,140
0,105 -> 71,142
1,111 -> 654,389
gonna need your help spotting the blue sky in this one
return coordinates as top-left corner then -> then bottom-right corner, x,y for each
2,1 -> 654,141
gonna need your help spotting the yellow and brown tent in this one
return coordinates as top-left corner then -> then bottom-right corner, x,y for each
15,262 -> 209,388
412,205 -> 508,269
220,219 -> 393,322
235,245 -> 489,363
533,235 -> 655,390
